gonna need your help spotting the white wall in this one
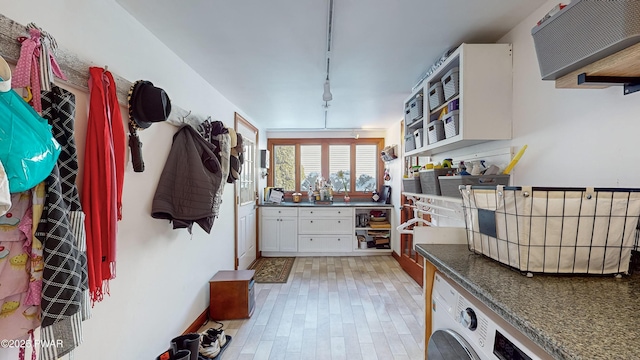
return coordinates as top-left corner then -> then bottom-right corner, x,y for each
0,1 -> 263,359
501,0 -> 640,187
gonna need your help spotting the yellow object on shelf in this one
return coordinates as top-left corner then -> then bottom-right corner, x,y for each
503,145 -> 528,175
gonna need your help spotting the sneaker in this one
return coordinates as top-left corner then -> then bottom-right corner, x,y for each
205,327 -> 227,348
199,333 -> 220,359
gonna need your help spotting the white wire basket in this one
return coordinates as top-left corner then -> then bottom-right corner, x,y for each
461,185 -> 640,275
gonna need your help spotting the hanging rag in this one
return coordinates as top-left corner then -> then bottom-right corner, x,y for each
34,166 -> 84,359
13,28 -> 66,112
81,67 -> 125,303
41,86 -> 90,321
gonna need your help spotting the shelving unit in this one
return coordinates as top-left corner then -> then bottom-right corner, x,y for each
354,207 -> 392,253
402,43 -> 513,157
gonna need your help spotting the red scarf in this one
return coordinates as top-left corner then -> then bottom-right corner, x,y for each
82,67 -> 125,303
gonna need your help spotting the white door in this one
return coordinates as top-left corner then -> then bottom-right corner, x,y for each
235,113 -> 258,270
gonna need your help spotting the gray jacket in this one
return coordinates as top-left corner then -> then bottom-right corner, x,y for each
152,125 -> 222,233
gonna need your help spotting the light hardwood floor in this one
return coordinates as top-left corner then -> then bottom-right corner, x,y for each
200,256 -> 425,360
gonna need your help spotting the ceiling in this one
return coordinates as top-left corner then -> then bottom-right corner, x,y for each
116,0 -> 546,131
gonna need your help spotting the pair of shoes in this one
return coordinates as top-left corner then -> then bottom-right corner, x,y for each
204,327 -> 227,348
199,332 -> 221,359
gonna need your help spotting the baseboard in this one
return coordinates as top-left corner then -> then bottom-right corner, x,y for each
392,251 -> 400,261
183,307 -> 209,334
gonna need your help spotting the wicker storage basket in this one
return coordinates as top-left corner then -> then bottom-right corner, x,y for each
461,186 -> 640,275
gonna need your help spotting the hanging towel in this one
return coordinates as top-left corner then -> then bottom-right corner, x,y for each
41,86 -> 90,320
35,165 -> 84,359
81,67 -> 125,303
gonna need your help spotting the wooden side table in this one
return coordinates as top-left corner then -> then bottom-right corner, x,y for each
209,270 -> 256,320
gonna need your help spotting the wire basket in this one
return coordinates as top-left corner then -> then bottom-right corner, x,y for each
461,185 -> 640,275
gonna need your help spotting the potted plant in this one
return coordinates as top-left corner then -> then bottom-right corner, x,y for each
337,170 -> 350,202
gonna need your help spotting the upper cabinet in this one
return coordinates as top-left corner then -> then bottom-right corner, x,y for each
404,43 -> 512,157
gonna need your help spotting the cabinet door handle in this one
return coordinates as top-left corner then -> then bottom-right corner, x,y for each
338,221 -> 341,223
278,210 -> 281,213
338,211 -> 341,214
310,211 -> 313,214
310,238 -> 313,241
338,238 -> 341,241
310,220 -> 313,223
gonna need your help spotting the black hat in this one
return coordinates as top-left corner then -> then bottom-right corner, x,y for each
127,80 -> 172,130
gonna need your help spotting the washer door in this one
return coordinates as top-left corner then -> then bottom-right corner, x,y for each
428,329 -> 480,360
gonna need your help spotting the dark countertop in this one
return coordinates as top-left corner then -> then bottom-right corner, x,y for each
415,244 -> 640,360
259,202 -> 394,208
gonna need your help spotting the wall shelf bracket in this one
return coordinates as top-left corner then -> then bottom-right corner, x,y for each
577,73 -> 640,95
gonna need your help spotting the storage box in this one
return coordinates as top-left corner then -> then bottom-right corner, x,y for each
419,168 -> 453,195
402,177 -> 422,194
409,94 -> 423,121
439,175 -> 510,198
404,134 -> 415,152
461,186 -> 640,275
404,103 -> 411,124
441,67 -> 459,100
426,120 -> 445,144
427,82 -> 444,110
531,0 -> 640,80
443,110 -> 459,139
413,128 -> 423,148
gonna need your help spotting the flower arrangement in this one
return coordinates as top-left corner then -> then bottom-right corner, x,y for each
337,170 -> 350,202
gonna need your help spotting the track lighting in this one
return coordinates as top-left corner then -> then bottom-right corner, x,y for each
323,78 -> 332,102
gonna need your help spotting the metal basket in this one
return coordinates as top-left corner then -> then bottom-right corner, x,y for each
461,185 -> 640,275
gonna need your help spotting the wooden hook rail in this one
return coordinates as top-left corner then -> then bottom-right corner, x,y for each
0,13 -> 208,127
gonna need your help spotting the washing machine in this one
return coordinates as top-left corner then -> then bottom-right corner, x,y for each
428,272 -> 551,360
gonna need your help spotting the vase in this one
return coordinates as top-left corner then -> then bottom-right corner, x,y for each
344,195 -> 350,203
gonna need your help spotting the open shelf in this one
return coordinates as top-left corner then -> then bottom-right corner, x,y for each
429,94 -> 459,115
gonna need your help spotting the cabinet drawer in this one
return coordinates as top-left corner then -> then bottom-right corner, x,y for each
298,218 -> 352,234
298,208 -> 353,218
298,235 -> 352,252
261,207 -> 298,217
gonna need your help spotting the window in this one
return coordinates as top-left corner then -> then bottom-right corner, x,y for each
329,145 -> 350,193
355,144 -> 377,191
273,145 -> 295,191
300,145 -> 321,191
239,138 -> 256,204
268,138 -> 384,197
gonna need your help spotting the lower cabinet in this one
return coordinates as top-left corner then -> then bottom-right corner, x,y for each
259,206 -> 393,255
260,208 -> 298,252
298,235 -> 352,252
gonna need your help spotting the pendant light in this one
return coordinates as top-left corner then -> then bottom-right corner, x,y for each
323,76 -> 332,102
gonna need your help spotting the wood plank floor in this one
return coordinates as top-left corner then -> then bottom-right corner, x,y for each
200,256 -> 425,360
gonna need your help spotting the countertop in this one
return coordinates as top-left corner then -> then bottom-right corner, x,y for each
415,244 -> 640,360
259,202 -> 393,208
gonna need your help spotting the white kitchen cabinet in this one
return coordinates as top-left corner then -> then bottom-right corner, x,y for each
298,235 -> 352,252
298,208 -> 353,254
260,208 -> 298,252
404,43 -> 513,156
259,205 -> 393,256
